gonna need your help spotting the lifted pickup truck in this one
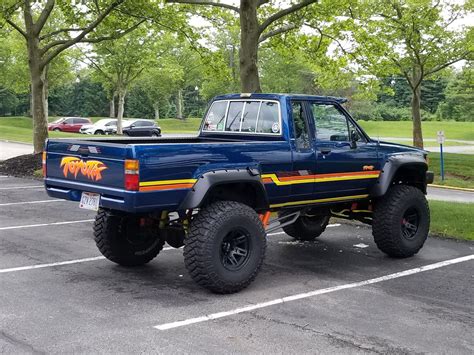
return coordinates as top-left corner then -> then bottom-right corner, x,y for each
44,93 -> 434,294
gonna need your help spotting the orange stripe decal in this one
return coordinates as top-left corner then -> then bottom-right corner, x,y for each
262,171 -> 380,185
139,183 -> 195,192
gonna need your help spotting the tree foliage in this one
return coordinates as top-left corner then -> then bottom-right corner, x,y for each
346,0 -> 472,147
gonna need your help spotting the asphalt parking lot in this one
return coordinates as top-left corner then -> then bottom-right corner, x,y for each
0,176 -> 473,354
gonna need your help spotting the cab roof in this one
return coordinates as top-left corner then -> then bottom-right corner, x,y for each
213,93 -> 348,104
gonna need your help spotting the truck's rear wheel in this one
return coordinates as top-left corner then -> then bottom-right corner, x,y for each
372,185 -> 429,258
278,209 -> 330,241
94,208 -> 165,266
184,201 -> 266,294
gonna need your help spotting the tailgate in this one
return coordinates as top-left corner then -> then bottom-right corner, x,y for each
45,140 -> 129,189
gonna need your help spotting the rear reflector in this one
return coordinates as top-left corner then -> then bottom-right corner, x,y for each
42,151 -> 47,177
124,159 -> 139,191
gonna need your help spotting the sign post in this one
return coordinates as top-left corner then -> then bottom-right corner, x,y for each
437,130 -> 445,181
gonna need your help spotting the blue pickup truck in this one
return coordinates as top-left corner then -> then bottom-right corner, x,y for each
44,93 -> 434,293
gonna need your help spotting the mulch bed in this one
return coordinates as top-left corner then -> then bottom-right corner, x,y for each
0,153 -> 43,178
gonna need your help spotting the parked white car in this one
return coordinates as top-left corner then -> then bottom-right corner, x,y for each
79,119 -> 117,135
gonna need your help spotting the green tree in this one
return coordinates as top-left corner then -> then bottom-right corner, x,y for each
82,27 -> 155,133
166,0 -> 318,92
437,65 -> 474,122
1,0 -> 145,152
349,0 -> 472,147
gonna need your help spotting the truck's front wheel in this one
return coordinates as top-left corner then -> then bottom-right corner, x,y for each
94,208 -> 165,266
184,201 -> 266,294
372,185 -> 430,258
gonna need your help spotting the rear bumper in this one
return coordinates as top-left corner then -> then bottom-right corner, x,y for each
44,178 -> 184,213
426,171 -> 434,184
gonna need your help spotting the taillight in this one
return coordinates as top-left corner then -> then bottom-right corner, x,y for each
124,159 -> 139,191
42,151 -> 47,177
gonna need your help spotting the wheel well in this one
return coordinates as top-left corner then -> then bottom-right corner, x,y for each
391,164 -> 427,193
202,182 -> 268,210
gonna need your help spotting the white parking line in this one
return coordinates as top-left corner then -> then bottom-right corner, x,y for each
153,254 -> 474,330
0,200 -> 64,207
0,219 -> 94,231
0,247 -> 176,274
0,185 -> 43,190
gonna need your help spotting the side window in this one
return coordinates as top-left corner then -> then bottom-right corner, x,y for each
311,104 -> 349,142
256,101 -> 279,134
291,101 -> 310,149
203,101 -> 227,131
64,118 -> 73,124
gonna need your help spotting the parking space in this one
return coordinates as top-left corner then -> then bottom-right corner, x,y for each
1,177 -> 473,354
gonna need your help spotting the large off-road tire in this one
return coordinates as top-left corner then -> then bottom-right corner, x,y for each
184,201 -> 266,294
372,185 -> 430,258
94,208 -> 165,266
279,209 -> 330,241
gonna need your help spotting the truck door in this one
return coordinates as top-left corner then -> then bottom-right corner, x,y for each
309,102 -> 380,200
287,101 -> 316,200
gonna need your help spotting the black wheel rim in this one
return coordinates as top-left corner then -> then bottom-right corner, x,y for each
401,207 -> 419,240
220,229 -> 251,271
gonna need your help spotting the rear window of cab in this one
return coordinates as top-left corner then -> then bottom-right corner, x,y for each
203,100 -> 281,135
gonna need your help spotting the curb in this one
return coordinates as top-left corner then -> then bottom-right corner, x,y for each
428,184 -> 474,192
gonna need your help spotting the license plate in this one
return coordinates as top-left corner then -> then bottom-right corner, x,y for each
79,192 -> 100,211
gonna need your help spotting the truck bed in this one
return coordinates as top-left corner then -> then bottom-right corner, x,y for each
44,135 -> 291,212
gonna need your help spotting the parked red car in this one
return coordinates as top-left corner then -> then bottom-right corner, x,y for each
48,117 -> 92,133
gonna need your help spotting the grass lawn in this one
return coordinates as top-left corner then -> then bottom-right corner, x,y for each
0,116 -> 201,143
1,117 -> 472,188
429,201 -> 473,241
158,118 -> 201,133
428,153 -> 474,189
385,139 -> 472,147
358,121 -> 474,141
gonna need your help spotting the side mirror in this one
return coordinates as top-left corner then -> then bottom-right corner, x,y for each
350,130 -> 359,149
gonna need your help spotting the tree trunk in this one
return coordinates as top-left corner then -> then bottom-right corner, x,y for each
239,0 -> 261,93
109,95 -> 115,118
42,65 -> 49,123
27,36 -> 48,153
29,85 -> 33,117
117,90 -> 126,135
176,89 -> 183,120
153,102 -> 160,120
411,85 -> 423,148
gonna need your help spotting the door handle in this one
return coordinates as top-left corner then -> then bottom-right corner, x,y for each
320,148 -> 331,155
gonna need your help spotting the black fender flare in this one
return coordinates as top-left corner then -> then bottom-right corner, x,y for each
179,168 -> 269,210
370,154 -> 429,197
